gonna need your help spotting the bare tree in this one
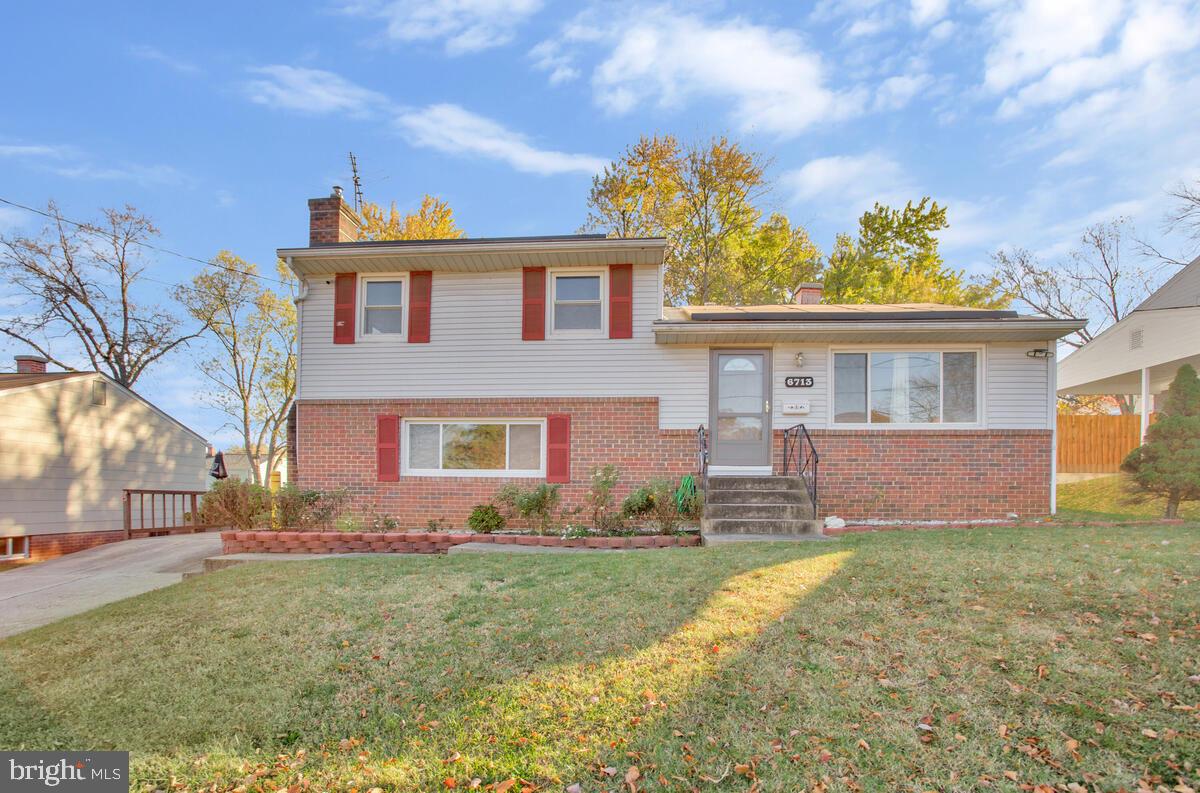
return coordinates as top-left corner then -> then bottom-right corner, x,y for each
991,219 -> 1166,414
177,254 -> 296,486
0,202 -> 202,386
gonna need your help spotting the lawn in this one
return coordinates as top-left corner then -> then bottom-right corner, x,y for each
1,526 -> 1198,792
1056,475 -> 1200,522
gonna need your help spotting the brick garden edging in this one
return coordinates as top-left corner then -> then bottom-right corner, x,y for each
221,531 -> 701,555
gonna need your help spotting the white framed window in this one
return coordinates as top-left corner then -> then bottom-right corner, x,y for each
549,269 -> 606,337
831,349 -> 982,426
402,419 -> 546,477
360,275 -> 407,339
1,536 -> 30,561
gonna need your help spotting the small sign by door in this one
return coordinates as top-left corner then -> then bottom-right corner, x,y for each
785,376 -> 814,388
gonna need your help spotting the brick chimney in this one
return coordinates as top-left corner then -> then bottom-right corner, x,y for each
15,355 -> 48,374
308,186 -> 361,246
795,282 -> 823,305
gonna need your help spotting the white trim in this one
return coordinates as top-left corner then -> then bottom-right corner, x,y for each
401,417 -> 547,478
548,267 -> 607,339
358,273 -> 409,342
826,345 -> 986,429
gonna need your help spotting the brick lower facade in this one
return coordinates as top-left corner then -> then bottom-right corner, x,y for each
294,398 -> 696,529
20,530 -> 127,564
294,398 -> 1053,527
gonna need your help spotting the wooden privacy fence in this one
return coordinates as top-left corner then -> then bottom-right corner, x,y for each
123,489 -> 213,539
1057,413 -> 1156,473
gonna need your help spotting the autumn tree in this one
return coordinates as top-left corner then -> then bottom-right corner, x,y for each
1121,364 -> 1200,518
177,253 -> 296,486
822,199 -> 1006,307
0,202 -> 202,387
727,213 -> 823,304
359,194 -> 465,241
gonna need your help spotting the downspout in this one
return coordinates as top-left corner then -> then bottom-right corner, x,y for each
289,256 -> 307,482
1048,340 -> 1057,516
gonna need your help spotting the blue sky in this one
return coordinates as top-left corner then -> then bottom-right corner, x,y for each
3,0 -> 1199,445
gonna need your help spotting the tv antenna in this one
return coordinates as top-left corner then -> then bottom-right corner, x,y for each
348,151 -> 364,212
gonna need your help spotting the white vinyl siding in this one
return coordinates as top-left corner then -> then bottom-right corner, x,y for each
986,342 -> 1052,429
0,376 -> 210,537
297,265 -> 708,429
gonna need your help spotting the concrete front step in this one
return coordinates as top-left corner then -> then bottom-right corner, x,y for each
705,488 -> 812,507
701,518 -> 825,536
704,502 -> 815,520
706,475 -> 805,492
702,533 -> 833,545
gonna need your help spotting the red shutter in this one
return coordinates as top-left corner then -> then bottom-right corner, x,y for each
334,273 -> 356,344
546,413 -> 570,483
609,263 -> 633,339
376,414 -> 399,482
409,270 -> 432,343
522,267 -> 546,341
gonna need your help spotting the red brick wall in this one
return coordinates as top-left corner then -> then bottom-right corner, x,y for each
22,530 -> 126,564
295,399 -> 1053,526
779,429 -> 1052,520
294,398 -> 696,528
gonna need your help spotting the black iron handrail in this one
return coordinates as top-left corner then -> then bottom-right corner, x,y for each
782,424 -> 819,515
696,424 -> 709,479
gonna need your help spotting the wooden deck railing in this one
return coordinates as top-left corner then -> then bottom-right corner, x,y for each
123,489 -> 212,539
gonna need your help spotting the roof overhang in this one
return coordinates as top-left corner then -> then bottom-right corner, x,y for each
279,237 -> 667,277
652,318 -> 1085,345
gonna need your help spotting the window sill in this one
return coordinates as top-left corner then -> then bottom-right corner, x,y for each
402,469 -> 545,479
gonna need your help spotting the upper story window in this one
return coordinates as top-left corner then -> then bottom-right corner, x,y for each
361,276 -> 406,338
551,270 -> 605,336
833,350 -> 980,426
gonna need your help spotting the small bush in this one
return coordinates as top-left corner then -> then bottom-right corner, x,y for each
512,483 -> 562,535
586,464 -> 624,532
621,486 -> 655,519
201,479 -> 271,531
494,484 -> 522,518
426,517 -> 449,532
271,485 -> 350,530
335,515 -> 363,533
621,478 -> 693,534
467,504 -> 506,534
561,523 -> 591,540
370,512 -> 399,532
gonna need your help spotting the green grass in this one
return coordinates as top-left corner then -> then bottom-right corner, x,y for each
1056,474 -> 1200,522
2,525 -> 1198,792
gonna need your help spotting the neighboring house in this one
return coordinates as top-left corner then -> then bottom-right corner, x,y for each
218,448 -> 288,489
280,189 -> 1083,528
1058,254 -> 1200,439
0,356 -> 210,563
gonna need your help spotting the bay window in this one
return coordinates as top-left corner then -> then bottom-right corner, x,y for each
404,419 -> 545,476
833,350 -> 980,425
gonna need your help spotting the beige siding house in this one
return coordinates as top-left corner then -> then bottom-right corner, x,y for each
0,357 -> 210,563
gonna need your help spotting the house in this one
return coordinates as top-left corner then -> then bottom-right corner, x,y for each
217,448 -> 288,490
280,189 -> 1084,531
0,356 -> 211,563
1058,254 -> 1200,440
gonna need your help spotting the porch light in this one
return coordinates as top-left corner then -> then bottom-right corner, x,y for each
1026,348 -> 1053,358
793,352 -> 805,368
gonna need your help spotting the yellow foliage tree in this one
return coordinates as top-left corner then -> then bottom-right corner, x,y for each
359,195 -> 465,241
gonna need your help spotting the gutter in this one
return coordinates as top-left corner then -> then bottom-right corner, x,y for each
652,318 -> 1087,338
277,237 -> 667,260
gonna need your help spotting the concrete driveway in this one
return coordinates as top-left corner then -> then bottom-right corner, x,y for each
0,533 -> 222,639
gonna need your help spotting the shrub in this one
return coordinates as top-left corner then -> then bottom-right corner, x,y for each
426,517 -> 449,532
335,515 -> 363,532
561,523 -> 590,540
271,485 -> 350,530
370,512 -> 399,532
467,504 -> 506,534
494,484 -> 522,518
621,486 -> 655,519
201,479 -> 271,531
514,483 -> 562,535
585,464 -> 624,532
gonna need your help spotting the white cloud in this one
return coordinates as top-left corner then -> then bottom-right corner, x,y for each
874,73 -> 932,110
927,19 -> 955,42
50,162 -> 188,186
983,0 -> 1125,93
910,0 -> 948,27
582,9 -> 862,137
243,66 -> 388,117
995,0 -> 1200,117
395,103 -> 606,176
783,151 -> 916,217
128,45 -> 201,75
529,39 -> 580,84
341,0 -> 543,55
0,144 -> 70,159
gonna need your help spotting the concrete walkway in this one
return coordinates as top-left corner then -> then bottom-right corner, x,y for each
0,534 -> 222,639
